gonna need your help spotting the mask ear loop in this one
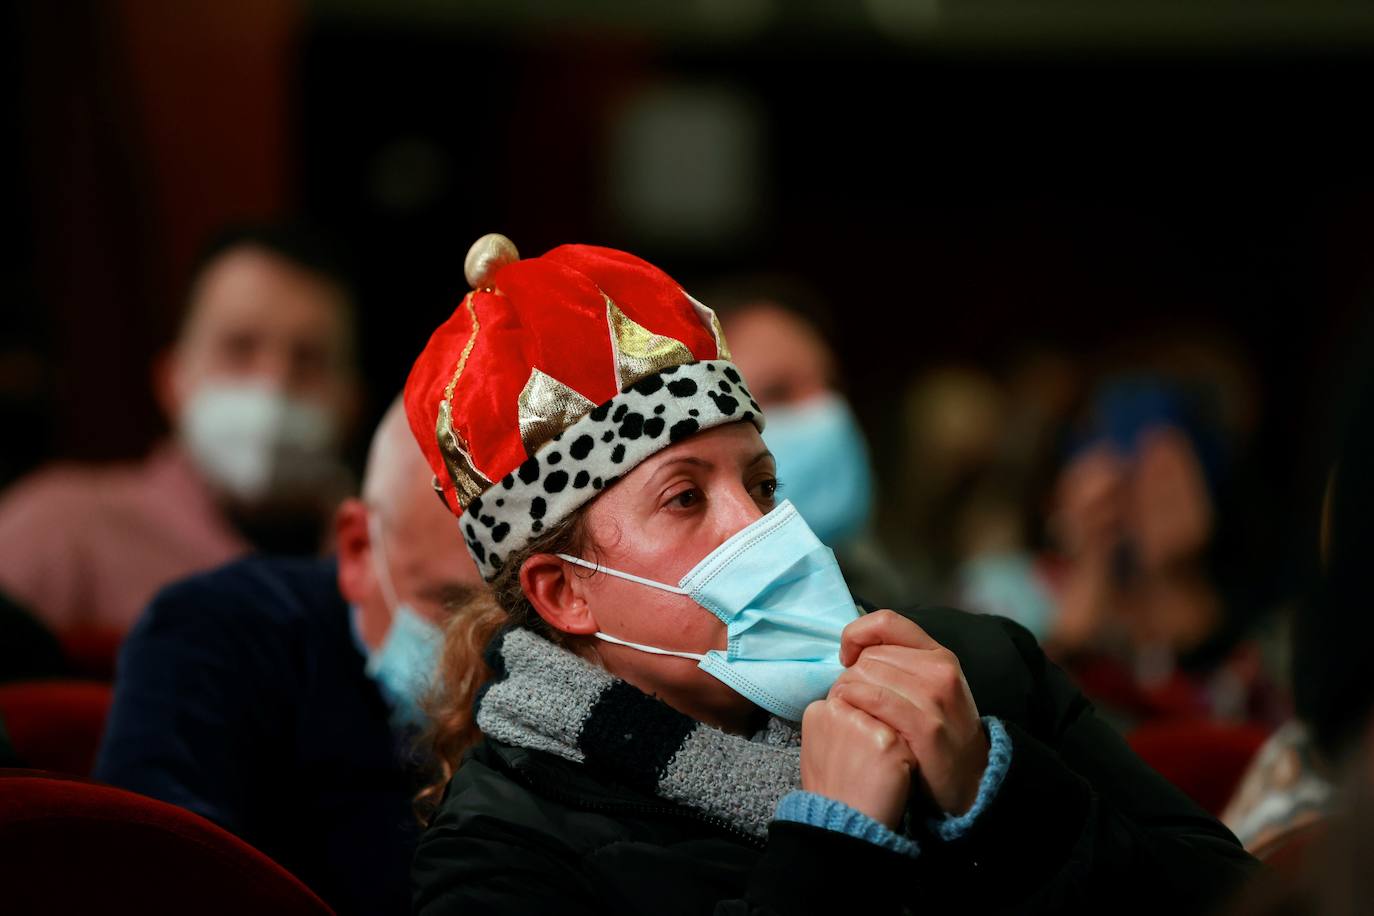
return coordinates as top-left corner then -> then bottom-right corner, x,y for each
555,554 -> 689,595
555,555 -> 705,659
592,631 -> 706,661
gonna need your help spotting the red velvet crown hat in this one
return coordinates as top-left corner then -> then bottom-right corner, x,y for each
404,234 -> 765,580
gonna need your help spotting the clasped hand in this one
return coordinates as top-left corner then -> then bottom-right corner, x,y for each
800,610 -> 989,829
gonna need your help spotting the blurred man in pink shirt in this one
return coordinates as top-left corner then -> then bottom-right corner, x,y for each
0,224 -> 359,639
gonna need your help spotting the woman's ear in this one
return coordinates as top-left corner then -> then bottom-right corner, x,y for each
521,554 -> 598,636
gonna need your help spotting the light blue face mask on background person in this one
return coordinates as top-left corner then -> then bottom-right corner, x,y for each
558,500 -> 860,722
759,393 -> 875,548
362,513 -> 444,731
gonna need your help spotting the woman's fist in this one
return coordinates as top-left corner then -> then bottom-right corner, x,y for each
800,693 -> 918,829
831,610 -> 989,816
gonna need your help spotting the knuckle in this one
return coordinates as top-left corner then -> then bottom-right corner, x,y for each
862,683 -> 889,703
861,609 -> 895,633
934,660 -> 962,692
844,707 -> 874,736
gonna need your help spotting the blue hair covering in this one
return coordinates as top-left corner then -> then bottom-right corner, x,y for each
1069,376 -> 1228,502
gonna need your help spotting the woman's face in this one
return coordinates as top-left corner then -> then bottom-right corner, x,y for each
568,420 -> 778,730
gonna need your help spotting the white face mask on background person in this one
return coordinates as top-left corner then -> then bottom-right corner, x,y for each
178,380 -> 340,504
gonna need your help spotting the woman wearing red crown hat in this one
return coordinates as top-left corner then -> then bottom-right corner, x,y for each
407,235 -> 1256,915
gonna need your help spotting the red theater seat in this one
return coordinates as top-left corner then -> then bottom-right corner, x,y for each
58,625 -> 126,681
0,680 -> 113,776
1128,719 -> 1270,816
0,770 -> 334,915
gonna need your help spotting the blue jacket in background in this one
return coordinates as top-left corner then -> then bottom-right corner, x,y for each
96,555 -> 421,916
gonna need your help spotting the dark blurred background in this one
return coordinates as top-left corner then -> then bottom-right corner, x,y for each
15,5 -> 1374,885
11,0 -> 1374,607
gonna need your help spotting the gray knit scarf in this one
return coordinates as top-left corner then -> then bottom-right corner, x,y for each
475,626 -> 802,839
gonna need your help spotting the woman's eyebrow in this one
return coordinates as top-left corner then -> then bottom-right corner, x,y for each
746,449 -> 775,468
643,456 -> 712,490
642,449 -> 773,492
661,456 -> 712,472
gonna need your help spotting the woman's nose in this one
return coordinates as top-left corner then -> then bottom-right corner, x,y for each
714,482 -> 766,541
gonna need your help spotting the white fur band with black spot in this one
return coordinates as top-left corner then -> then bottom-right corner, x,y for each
459,359 -> 764,581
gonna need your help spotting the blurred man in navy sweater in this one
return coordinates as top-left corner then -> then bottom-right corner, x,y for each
96,398 -> 480,915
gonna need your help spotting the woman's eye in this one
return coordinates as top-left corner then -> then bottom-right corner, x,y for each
672,488 -> 701,509
754,478 -> 779,501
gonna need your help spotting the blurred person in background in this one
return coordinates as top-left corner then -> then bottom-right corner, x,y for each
95,397 -> 478,916
0,222 -> 359,640
714,281 -> 914,607
903,353 -> 1081,641
1043,373 -> 1283,727
896,366 -> 1010,604
1222,341 -> 1374,912
1223,336 -> 1374,858
1222,718 -> 1331,859
1047,377 -> 1226,661
1225,733 -> 1374,916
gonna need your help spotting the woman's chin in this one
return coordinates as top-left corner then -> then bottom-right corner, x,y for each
694,684 -> 768,734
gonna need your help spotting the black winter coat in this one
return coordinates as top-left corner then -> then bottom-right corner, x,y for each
413,608 -> 1258,914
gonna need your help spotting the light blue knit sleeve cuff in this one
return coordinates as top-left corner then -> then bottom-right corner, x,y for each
928,715 -> 1013,842
774,790 -> 920,858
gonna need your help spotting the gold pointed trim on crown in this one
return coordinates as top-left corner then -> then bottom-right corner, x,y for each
517,368 -> 597,457
435,292 -> 492,506
437,400 -> 492,507
606,294 -> 695,391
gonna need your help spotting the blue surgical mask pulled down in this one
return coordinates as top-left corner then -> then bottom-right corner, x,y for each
558,500 -> 859,722
361,514 -> 443,732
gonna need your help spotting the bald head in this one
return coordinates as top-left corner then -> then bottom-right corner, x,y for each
339,397 -> 481,650
362,398 -> 435,526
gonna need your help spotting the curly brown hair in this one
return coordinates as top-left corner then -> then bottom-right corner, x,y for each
414,505 -> 599,821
